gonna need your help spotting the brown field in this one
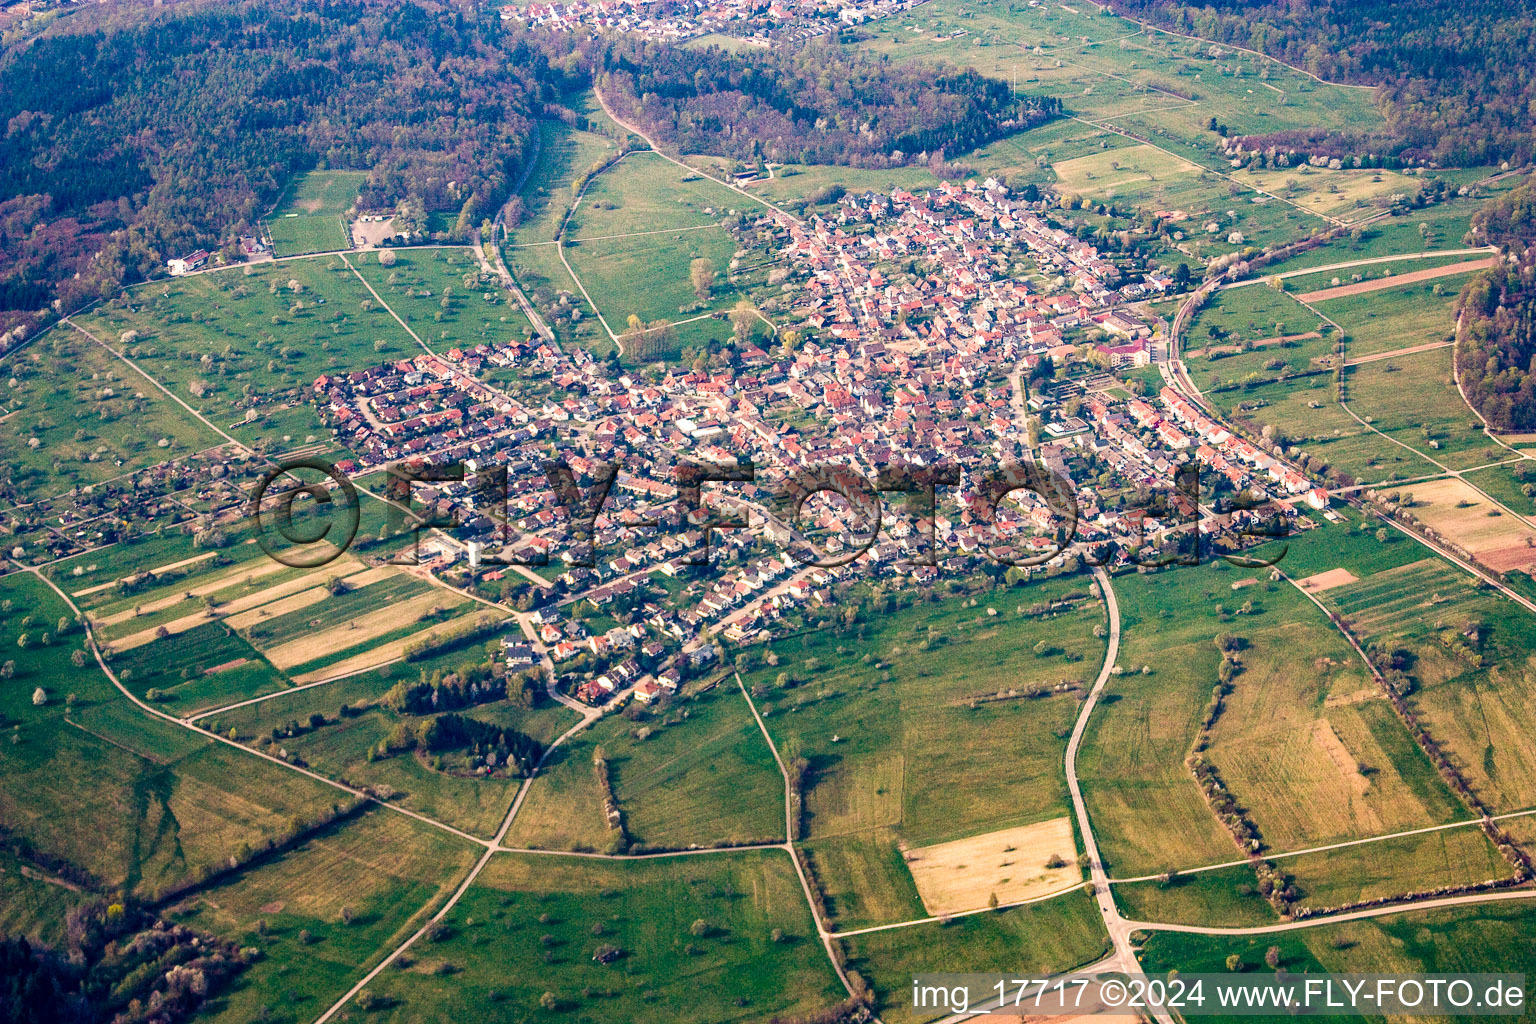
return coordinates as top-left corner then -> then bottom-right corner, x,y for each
286,609 -> 499,683
1405,478 -> 1536,573
220,586 -> 331,633
1295,258 -> 1497,302
905,817 -> 1078,916
96,559 -> 289,627
262,589 -> 460,669
1297,567 -> 1360,593
1343,341 -> 1452,367
1312,719 -> 1375,818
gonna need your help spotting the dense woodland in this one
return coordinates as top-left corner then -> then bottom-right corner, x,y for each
0,1 -> 1038,331
1456,180 -> 1536,430
597,38 -> 1058,168
1107,0 -> 1536,166
0,0 -> 573,323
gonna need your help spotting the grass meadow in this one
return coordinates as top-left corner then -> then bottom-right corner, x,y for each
740,576 -> 1106,847
356,850 -> 846,1024
840,886 -> 1109,1024
176,807 -> 478,1024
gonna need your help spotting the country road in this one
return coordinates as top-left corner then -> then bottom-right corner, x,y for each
1063,567 -> 1178,1024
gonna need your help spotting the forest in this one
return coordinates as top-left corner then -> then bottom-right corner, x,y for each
596,37 -> 1058,168
1456,181 -> 1536,430
0,0 -> 574,323
1106,0 -> 1536,167
0,0 -> 1034,332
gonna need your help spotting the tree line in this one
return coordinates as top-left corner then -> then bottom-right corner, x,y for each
1456,179 -> 1536,430
595,37 -> 1057,169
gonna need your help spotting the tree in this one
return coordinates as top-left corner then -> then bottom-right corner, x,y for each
31,688 -> 46,706
729,299 -> 759,341
689,258 -> 716,300
1264,945 -> 1282,969
1226,953 -> 1244,971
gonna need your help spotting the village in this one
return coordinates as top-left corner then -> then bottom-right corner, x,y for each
294,177 -> 1331,708
502,0 -> 929,43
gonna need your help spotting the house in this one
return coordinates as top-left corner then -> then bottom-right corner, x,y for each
167,250 -> 210,275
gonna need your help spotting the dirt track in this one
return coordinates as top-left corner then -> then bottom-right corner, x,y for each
1297,257 -> 1497,302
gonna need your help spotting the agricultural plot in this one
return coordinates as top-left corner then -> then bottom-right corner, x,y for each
74,256 -> 425,451
1051,145 -> 1199,201
1397,477 -> 1536,575
113,622 -> 288,715
1231,165 -> 1421,223
349,247 -> 535,352
1293,522 -> 1536,814
802,828 -> 926,931
740,577 -> 1104,847
0,324 -> 224,497
1280,825 -> 1511,911
354,850 -> 845,1024
1280,253 -> 1495,296
1262,197 -> 1492,274
265,170 -> 365,256
840,887 -> 1109,1024
904,816 -> 1078,916
567,151 -> 745,238
1110,864 -> 1279,928
177,808 -> 479,1024
1463,460 -> 1536,517
0,573 -> 339,900
1140,900 -> 1536,1016
1345,347 -> 1506,472
1211,372 -> 1441,485
564,230 -> 742,328
214,663 -> 535,839
1203,601 -> 1467,852
1074,564 -> 1264,877
1299,261 -> 1492,304
507,682 -> 783,851
1312,270 -> 1473,360
1185,285 -> 1327,391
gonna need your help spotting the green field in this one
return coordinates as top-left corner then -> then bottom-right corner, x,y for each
266,170 -> 366,256
840,887 -> 1110,1024
804,828 -> 926,931
355,850 -> 846,1024
507,682 -> 783,852
214,658 -> 561,839
1076,565 -> 1258,877
176,807 -> 479,1024
74,256 -> 425,452
1139,900 -> 1536,1024
349,246 -> 537,351
0,324 -> 224,499
1112,864 -> 1278,927
740,577 -> 1104,847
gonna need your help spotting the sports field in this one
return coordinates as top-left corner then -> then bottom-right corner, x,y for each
266,170 -> 366,256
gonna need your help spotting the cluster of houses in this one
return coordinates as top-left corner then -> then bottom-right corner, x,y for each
1081,388 -> 1326,513
782,181 -> 1165,366
502,0 -> 927,42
